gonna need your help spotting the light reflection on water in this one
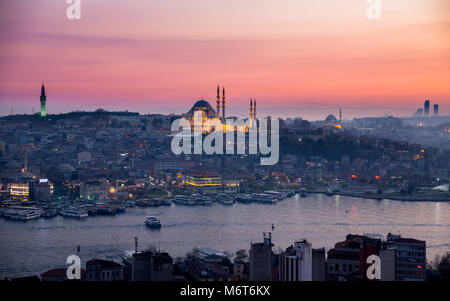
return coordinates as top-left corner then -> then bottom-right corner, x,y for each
0,194 -> 449,278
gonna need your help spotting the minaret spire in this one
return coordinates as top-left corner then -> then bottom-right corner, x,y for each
216,85 -> 221,119
40,81 -> 47,117
222,87 -> 226,120
253,99 -> 256,120
250,98 -> 253,120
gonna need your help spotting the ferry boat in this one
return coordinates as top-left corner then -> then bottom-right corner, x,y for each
145,216 -> 161,228
125,201 -> 136,208
264,190 -> 286,200
148,199 -> 161,207
17,210 -> 42,220
236,194 -> 253,204
4,206 -> 43,221
192,194 -> 213,206
216,194 -> 235,206
136,199 -> 151,207
43,209 -> 59,218
251,194 -> 278,204
96,206 -> 117,215
173,195 -> 195,206
61,207 -> 88,218
160,199 -> 172,206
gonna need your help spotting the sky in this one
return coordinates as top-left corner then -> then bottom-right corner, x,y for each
0,0 -> 449,120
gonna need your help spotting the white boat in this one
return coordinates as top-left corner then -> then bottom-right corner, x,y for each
145,216 -> 161,228
3,207 -> 43,221
17,211 -> 42,220
61,207 -> 88,218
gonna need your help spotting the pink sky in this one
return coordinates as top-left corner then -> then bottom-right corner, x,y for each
0,0 -> 449,119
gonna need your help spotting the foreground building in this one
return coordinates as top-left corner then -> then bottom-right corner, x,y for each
86,259 -> 124,281
385,233 -> 426,281
279,240 -> 312,281
131,250 -> 173,281
249,233 -> 274,281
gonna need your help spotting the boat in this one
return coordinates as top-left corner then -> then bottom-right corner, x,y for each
148,199 -> 161,207
173,195 -> 195,206
251,194 -> 278,204
136,199 -> 151,207
216,194 -> 235,206
300,188 -> 307,198
325,188 -> 334,196
160,199 -> 172,206
17,210 -> 42,220
125,201 -> 136,208
236,194 -> 253,204
96,206 -> 117,215
145,216 -> 161,228
192,194 -> 213,206
43,209 -> 59,218
61,207 -> 88,218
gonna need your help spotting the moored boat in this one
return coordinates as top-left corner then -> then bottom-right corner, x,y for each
145,216 -> 161,228
61,207 -> 88,218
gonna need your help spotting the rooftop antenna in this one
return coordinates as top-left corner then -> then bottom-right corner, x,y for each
135,237 -> 138,254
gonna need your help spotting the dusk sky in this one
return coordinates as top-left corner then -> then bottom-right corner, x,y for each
0,0 -> 449,120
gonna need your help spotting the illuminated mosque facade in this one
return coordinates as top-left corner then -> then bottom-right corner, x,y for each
184,86 -> 257,132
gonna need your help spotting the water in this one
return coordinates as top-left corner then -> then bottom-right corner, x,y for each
1,194 -> 449,278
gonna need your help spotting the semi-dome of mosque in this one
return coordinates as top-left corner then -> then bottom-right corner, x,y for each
185,99 -> 217,119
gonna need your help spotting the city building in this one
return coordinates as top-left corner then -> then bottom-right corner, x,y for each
385,233 -> 426,281
80,181 -> 107,201
327,234 -> 382,281
249,232 -> 274,281
424,100 -> 430,116
186,248 -> 232,281
131,250 -> 173,281
9,182 -> 30,201
185,173 -> 221,188
279,239 -> 312,281
31,178 -> 54,202
86,259 -> 124,281
312,248 -> 326,281
434,104 -> 439,116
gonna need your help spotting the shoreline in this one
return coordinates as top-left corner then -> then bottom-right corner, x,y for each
306,190 -> 450,202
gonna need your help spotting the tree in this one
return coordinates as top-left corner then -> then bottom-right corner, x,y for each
235,249 -> 248,262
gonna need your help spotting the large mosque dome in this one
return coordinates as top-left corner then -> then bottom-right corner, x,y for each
185,99 -> 217,119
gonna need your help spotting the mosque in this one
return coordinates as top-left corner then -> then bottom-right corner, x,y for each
184,86 -> 257,132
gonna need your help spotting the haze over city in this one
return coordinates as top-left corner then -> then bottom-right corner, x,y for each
0,0 -> 449,119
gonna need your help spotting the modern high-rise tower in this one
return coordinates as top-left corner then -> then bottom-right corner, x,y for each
434,104 -> 439,116
424,100 -> 430,116
40,81 -> 47,117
